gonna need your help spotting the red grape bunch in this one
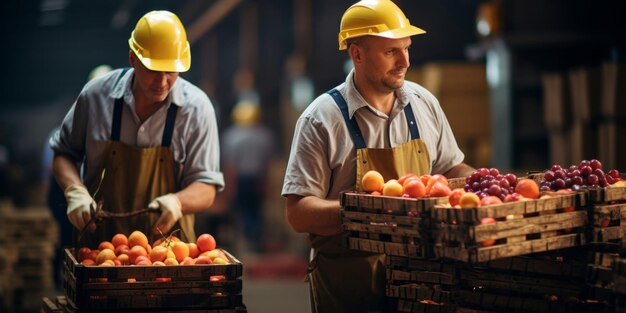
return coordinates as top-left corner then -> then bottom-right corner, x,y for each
540,159 -> 621,191
464,168 -> 517,201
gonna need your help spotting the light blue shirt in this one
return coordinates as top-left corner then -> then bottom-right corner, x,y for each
50,68 -> 224,191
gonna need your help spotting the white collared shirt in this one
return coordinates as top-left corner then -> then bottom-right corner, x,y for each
282,69 -> 464,200
50,68 -> 224,191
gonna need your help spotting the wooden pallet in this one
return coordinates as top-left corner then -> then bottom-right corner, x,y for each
432,193 -> 588,263
63,248 -> 244,311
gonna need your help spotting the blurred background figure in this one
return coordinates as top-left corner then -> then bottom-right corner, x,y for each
41,64 -> 112,290
222,101 -> 276,254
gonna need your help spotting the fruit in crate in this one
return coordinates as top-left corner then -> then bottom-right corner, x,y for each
75,231 -> 229,267
464,168 -> 517,201
539,159 -> 622,191
515,179 -> 540,199
361,170 -> 384,193
382,179 -> 404,197
403,179 -> 426,198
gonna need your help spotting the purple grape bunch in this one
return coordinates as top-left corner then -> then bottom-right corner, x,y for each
540,159 -> 621,192
464,167 -> 517,201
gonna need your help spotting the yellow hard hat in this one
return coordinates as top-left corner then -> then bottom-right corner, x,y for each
232,101 -> 261,127
128,11 -> 191,72
338,0 -> 426,50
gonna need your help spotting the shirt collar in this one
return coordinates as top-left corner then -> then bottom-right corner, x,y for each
343,69 -> 411,119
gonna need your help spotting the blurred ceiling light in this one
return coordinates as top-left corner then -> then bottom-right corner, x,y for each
39,0 -> 68,26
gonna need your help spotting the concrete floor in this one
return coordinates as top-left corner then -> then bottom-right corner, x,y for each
243,279 -> 310,313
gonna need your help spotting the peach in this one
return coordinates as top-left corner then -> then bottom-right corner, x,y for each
77,247 -> 91,262
459,193 -> 480,208
164,257 -> 179,265
128,245 -> 148,264
111,233 -> 128,248
361,170 -> 384,193
480,196 -> 503,206
397,173 -> 418,186
382,179 -> 404,197
172,242 -> 190,262
403,179 -> 426,198
116,254 -> 130,265
95,249 -> 116,265
187,243 -> 199,258
428,181 -> 451,197
98,241 -> 115,252
480,217 -> 497,247
115,244 -> 130,256
128,230 -> 149,248
197,234 -> 216,252
212,257 -> 228,265
448,188 -> 466,207
149,245 -> 169,263
194,255 -> 213,264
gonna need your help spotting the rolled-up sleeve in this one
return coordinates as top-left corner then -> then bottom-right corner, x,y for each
50,94 -> 88,162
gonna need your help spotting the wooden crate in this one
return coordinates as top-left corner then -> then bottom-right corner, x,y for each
341,192 -> 448,258
588,185 -> 626,204
63,248 -> 244,311
432,193 -> 588,263
0,207 -> 58,243
386,256 -> 458,312
42,295 -> 247,313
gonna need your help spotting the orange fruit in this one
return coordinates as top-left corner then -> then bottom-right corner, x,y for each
428,181 -> 451,197
111,233 -> 129,248
197,234 -> 217,252
77,247 -> 91,262
515,179 -> 540,199
128,231 -> 149,249
426,174 -> 448,195
116,254 -> 130,265
459,193 -> 480,208
361,170 -> 384,193
115,244 -> 130,256
81,259 -> 96,266
382,179 -> 404,197
164,257 -> 179,265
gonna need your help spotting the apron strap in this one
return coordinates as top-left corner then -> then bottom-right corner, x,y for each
403,104 -> 421,140
161,104 -> 178,147
327,88 -> 366,149
110,68 -> 130,142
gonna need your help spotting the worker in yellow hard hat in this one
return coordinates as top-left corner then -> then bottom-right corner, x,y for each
50,10 -> 224,246
282,1 -> 475,312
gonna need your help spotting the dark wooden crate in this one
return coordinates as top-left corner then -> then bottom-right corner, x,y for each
386,256 -> 458,307
432,193 -> 588,263
63,248 -> 244,311
341,191 -> 448,258
43,296 -> 247,313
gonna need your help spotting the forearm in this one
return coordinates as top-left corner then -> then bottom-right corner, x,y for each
443,162 -> 475,179
175,182 -> 217,214
52,153 -> 83,191
286,195 -> 342,236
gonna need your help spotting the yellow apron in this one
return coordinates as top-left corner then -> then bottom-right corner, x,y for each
306,89 -> 431,313
79,96 -> 195,247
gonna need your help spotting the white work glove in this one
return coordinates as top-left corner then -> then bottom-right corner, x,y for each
148,193 -> 183,235
65,184 -> 96,231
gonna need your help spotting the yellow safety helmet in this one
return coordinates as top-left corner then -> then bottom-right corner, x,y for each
232,101 -> 261,127
128,11 -> 191,72
338,0 -> 426,50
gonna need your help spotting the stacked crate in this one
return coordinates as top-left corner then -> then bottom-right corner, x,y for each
432,192 -> 587,263
0,203 -> 58,312
63,248 -> 247,312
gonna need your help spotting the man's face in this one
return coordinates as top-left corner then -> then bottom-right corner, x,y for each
130,53 -> 179,105
353,36 -> 412,92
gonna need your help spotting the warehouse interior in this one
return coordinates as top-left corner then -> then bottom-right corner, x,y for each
1,0 -> 625,312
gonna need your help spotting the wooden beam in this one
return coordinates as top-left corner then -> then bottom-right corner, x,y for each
187,0 -> 243,44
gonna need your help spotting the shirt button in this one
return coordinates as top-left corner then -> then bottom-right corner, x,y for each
140,126 -> 145,132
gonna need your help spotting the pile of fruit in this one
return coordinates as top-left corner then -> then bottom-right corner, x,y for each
538,159 -> 624,191
76,231 -> 228,267
361,170 -> 452,198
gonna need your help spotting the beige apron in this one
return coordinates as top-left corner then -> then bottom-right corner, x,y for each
306,89 -> 431,313
79,96 -> 195,247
